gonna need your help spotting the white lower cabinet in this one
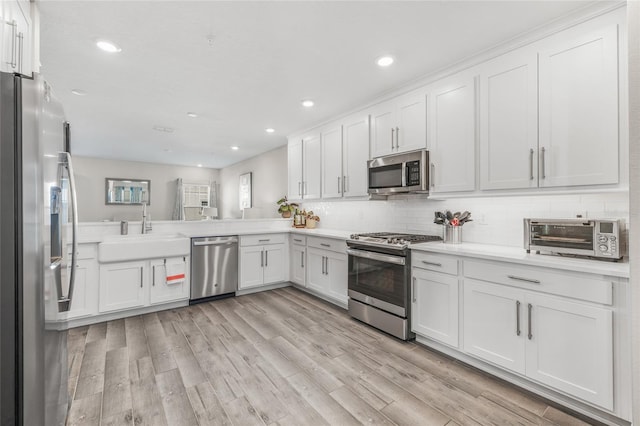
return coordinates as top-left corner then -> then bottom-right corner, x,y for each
463,278 -> 614,410
150,257 -> 190,305
68,258 -> 99,318
290,236 -> 306,286
239,234 -> 287,290
306,237 -> 348,305
411,267 -> 459,348
99,256 -> 190,314
99,261 -> 147,313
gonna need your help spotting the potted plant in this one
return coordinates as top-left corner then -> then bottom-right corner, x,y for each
305,211 -> 320,229
276,196 -> 298,218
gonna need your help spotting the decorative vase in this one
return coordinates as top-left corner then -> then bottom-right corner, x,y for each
281,211 -> 292,218
444,225 -> 462,244
306,218 -> 317,229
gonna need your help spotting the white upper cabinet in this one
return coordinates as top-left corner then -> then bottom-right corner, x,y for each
320,112 -> 370,200
429,72 -> 476,193
1,0 -> 32,76
480,49 -> 538,190
538,24 -> 619,187
321,124 -> 343,199
342,113 -> 370,197
370,88 -> 426,158
288,132 -> 321,200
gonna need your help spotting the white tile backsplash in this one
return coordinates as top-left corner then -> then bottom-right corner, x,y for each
300,192 -> 629,247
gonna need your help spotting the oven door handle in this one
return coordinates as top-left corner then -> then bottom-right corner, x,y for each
346,249 -> 406,265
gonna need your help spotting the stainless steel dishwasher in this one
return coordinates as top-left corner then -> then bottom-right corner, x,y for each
190,236 -> 238,303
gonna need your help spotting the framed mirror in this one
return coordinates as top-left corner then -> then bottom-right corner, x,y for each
105,178 -> 150,205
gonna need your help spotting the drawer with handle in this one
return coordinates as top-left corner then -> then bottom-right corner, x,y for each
307,236 -> 347,253
464,259 -> 612,305
290,235 -> 306,246
412,251 -> 458,276
240,233 -> 286,246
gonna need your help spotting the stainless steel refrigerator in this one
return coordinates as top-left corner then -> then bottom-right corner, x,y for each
0,72 -> 78,426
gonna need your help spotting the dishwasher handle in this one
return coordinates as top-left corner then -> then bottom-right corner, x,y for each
193,238 -> 238,246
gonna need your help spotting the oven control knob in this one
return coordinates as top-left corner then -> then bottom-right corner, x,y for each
598,235 -> 608,243
599,244 -> 608,252
610,236 -> 617,241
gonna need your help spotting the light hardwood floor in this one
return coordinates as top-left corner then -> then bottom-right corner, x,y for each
67,287 -> 597,426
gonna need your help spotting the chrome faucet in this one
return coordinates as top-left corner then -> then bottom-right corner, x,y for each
141,202 -> 152,234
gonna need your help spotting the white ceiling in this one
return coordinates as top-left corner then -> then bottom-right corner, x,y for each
38,0 -> 599,169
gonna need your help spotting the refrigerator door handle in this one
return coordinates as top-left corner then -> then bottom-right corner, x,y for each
57,152 -> 78,312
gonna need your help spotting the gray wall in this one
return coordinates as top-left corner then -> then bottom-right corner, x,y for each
73,156 -> 219,222
219,145 -> 287,219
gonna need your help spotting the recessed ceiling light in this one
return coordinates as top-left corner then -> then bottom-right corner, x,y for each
96,40 -> 122,53
265,128 -> 275,133
231,146 -> 239,150
71,89 -> 87,96
197,164 -> 203,167
187,112 -> 198,118
376,56 -> 394,67
301,100 -> 314,108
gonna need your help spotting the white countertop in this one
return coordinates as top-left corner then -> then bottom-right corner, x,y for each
411,241 -> 630,278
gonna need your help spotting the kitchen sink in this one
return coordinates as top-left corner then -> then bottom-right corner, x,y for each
98,233 -> 190,262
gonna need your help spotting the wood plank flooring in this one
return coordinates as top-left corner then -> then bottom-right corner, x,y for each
67,287 -> 596,426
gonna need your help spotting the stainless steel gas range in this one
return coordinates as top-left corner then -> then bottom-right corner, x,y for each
346,232 -> 442,340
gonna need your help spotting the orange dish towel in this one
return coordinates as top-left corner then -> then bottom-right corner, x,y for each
166,261 -> 185,285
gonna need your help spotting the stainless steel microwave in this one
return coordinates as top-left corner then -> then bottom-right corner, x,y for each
368,149 -> 429,195
524,218 -> 625,260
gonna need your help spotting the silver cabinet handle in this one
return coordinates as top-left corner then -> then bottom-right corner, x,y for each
527,303 -> 533,340
516,301 -> 521,336
412,277 -> 417,303
301,252 -> 304,268
293,238 -> 302,243
140,268 -> 143,288
421,260 -> 442,267
298,181 -> 302,196
265,250 -> 268,267
540,147 -> 546,179
338,176 -> 341,194
321,256 -> 325,274
258,239 -> 270,242
320,243 -> 331,248
261,250 -> 264,267
343,175 -> 347,193
391,128 -> 395,150
325,257 -> 329,275
430,163 -> 435,188
395,127 -> 400,149
17,32 -> 24,73
507,275 -> 541,284
152,265 -> 155,286
529,149 -> 534,180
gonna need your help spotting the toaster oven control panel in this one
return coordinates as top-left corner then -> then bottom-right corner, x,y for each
596,222 -> 618,257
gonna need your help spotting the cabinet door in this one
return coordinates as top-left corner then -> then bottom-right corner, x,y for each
321,124 -> 343,199
370,101 -> 396,158
287,138 -> 303,200
306,248 -> 327,296
342,114 -> 370,197
303,133 -> 322,199
68,259 -> 99,319
239,246 -> 264,289
463,279 -> 525,374
429,73 -> 476,193
325,250 -> 348,305
150,257 -> 189,305
396,90 -> 427,153
263,244 -> 286,285
538,25 -> 619,187
480,50 -> 538,190
412,268 -> 459,348
290,244 -> 306,286
99,261 -> 147,313
1,1 -> 30,76
525,293 -> 613,410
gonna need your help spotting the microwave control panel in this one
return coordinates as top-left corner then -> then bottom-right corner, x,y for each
406,161 -> 421,186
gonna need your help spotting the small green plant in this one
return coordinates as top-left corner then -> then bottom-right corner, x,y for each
276,196 -> 299,217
